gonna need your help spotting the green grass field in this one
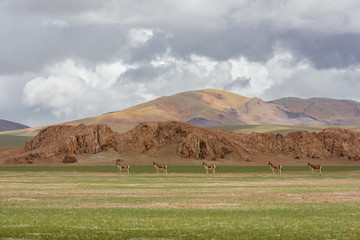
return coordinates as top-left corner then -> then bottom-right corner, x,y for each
1,166 -> 359,239
0,135 -> 32,151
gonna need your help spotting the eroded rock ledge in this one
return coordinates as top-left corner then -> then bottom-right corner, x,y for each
4,121 -> 360,164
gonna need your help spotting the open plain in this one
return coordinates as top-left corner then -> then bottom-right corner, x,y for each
1,166 -> 359,239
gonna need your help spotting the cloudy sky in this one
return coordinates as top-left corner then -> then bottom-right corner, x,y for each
1,0 -> 360,127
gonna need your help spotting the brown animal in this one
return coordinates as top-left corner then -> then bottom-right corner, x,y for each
153,162 -> 167,174
203,162 -> 216,174
116,159 -> 130,174
268,162 -> 282,175
308,162 -> 322,176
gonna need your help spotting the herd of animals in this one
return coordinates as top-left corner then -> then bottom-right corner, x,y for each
115,159 -> 323,176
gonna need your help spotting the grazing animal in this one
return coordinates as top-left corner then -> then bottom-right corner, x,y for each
268,162 -> 282,175
116,159 -> 130,174
203,162 -> 216,174
153,162 -> 167,174
308,162 -> 322,176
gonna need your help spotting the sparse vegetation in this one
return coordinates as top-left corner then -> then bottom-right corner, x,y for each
0,135 -> 32,151
1,166 -> 359,239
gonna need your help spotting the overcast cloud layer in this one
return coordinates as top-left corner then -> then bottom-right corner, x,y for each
1,0 -> 360,127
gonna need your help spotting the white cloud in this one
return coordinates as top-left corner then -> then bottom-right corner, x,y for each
22,59 -> 136,119
128,29 -> 154,47
46,59 -> 134,89
190,55 -> 217,76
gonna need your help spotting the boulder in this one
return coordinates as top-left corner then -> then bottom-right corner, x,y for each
63,154 -> 78,163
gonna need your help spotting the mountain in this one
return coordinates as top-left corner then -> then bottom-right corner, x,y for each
269,97 -> 360,125
2,89 -> 360,137
66,89 -> 320,132
0,119 -> 29,132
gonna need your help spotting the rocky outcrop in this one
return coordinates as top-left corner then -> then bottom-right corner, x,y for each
243,127 -> 360,160
122,121 -> 250,161
122,121 -> 360,161
4,121 -> 360,164
5,124 -> 122,164
24,124 -> 121,153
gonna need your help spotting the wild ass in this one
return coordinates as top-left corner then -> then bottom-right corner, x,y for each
308,162 -> 322,176
268,162 -> 282,175
153,162 -> 167,174
202,162 -> 216,174
116,159 -> 130,174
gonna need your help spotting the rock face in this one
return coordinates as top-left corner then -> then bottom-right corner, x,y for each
24,124 -> 122,154
122,121 -> 250,161
243,128 -> 360,161
4,121 -> 360,164
122,121 -> 360,161
5,124 -> 122,164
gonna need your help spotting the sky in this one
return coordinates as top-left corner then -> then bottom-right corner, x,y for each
1,0 -> 360,127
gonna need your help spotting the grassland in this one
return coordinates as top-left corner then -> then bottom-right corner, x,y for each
1,166 -> 359,239
0,135 -> 32,151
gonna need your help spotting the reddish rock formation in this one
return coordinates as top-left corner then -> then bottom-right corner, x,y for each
122,121 -> 360,161
243,127 -> 360,160
5,124 -> 122,164
24,124 -> 121,153
4,121 -> 360,164
122,121 -> 250,161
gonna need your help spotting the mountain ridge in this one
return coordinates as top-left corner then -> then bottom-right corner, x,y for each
2,88 -> 360,136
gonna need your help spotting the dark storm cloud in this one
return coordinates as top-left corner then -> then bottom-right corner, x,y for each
7,0 -> 102,16
169,24 -> 278,62
0,9 -> 129,74
2,0 -> 360,74
280,30 -> 360,69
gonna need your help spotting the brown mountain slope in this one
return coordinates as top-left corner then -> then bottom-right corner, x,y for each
270,97 -> 360,125
82,89 -> 321,131
69,89 -> 252,131
3,121 -> 360,165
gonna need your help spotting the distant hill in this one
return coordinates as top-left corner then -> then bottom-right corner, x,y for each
3,89 -> 360,136
0,119 -> 29,132
269,97 -> 360,125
